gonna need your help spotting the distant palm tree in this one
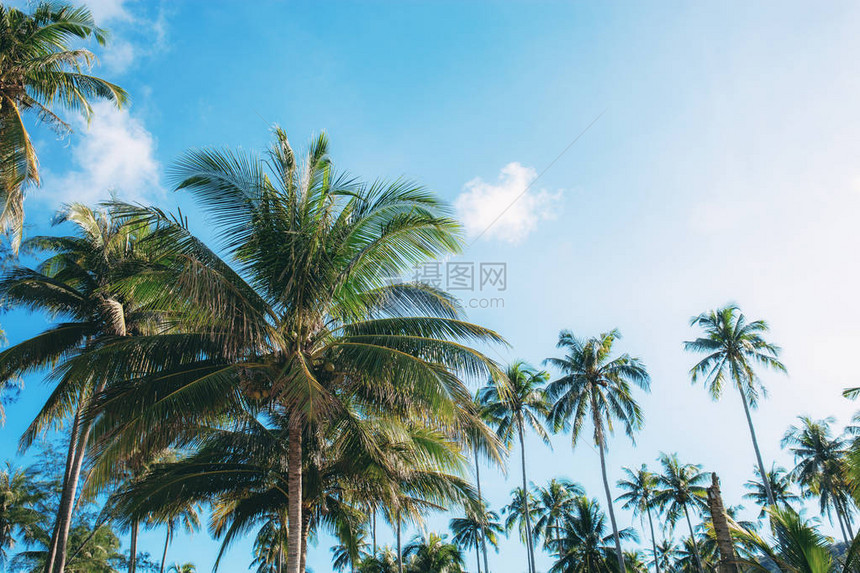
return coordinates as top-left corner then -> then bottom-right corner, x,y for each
0,3 -> 127,249
743,464 -> 800,518
548,496 -> 637,573
359,548 -> 400,573
624,550 -> 649,573
732,506 -> 860,573
480,361 -> 550,573
533,478 -> 584,549
653,454 -> 709,573
647,540 -> 677,573
450,508 -> 503,573
685,305 -> 786,507
675,535 -> 715,573
545,329 -> 651,573
167,563 -> 196,573
0,464 -> 45,567
403,533 -> 464,573
616,465 -> 662,573
782,416 -> 854,544
156,501 -> 201,573
501,487 -> 540,557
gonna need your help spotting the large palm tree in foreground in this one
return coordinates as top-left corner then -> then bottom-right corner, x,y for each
0,2 -> 127,249
479,361 -> 549,573
685,305 -> 786,507
616,465 -> 661,573
653,454 -> 708,573
80,130 -> 503,573
545,329 -> 651,573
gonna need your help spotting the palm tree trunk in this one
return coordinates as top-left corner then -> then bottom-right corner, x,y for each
839,497 -> 855,540
129,520 -> 139,573
287,416 -> 303,573
596,433 -> 626,573
372,512 -> 377,555
396,515 -> 403,573
834,500 -> 851,546
299,511 -> 310,573
646,504 -> 660,573
737,386 -> 775,507
44,407 -> 82,573
474,444 -> 490,573
54,380 -> 107,573
159,525 -> 172,573
517,422 -> 536,573
682,504 -> 703,573
476,544 -> 482,573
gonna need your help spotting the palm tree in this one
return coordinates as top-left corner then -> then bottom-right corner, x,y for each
624,550 -> 648,573
647,540 -> 677,573
403,533 -> 464,573
532,478 -> 584,550
167,564 -> 196,573
479,361 -> 550,573
501,486 -> 540,559
653,454 -> 709,573
62,130 -> 503,573
468,395 -> 500,573
156,502 -> 201,573
548,496 -> 637,573
545,329 -> 651,573
0,204 -> 164,573
450,508 -> 502,573
359,548 -> 399,573
684,305 -> 786,507
332,528 -> 371,573
0,3 -> 127,249
675,535 -> 715,573
731,506 -> 860,573
0,464 -> 45,567
743,464 -> 800,518
616,465 -> 661,573
781,416 -> 855,544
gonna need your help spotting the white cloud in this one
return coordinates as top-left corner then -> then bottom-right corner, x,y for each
79,0 -> 170,73
455,162 -> 562,244
39,102 -> 162,207
84,0 -> 133,23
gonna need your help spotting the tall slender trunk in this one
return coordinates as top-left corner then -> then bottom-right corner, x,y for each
474,444 -> 490,573
597,434 -> 625,573
128,521 -> 139,573
839,497 -> 855,540
287,416 -> 303,573
372,512 -> 377,555
834,501 -> 851,546
682,504 -> 704,573
475,543 -> 482,573
44,407 -> 82,573
646,503 -> 660,573
159,524 -> 172,573
396,515 -> 403,573
738,386 -> 774,507
53,379 -> 105,573
517,421 -> 536,573
591,396 -> 625,573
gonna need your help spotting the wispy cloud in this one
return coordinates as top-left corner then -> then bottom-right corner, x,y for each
37,102 -> 162,208
455,162 -> 562,244
82,0 -> 171,74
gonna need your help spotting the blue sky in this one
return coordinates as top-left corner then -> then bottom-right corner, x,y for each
6,1 -> 860,572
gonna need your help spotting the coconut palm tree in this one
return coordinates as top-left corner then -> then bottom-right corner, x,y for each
450,507 -> 502,573
403,533 -> 464,573
332,528 -> 371,573
544,329 -> 651,573
647,540 -> 677,573
64,130 -> 503,573
616,465 -> 662,573
532,478 -> 584,550
731,506 -> 860,573
674,535 -> 715,573
0,464 -> 45,567
359,548 -> 400,573
155,501 -> 201,573
501,486 -> 541,560
781,416 -> 855,544
0,203 -> 165,573
624,550 -> 649,573
0,3 -> 127,249
167,564 -> 196,573
743,464 -> 800,518
548,496 -> 637,573
479,361 -> 550,573
684,305 -> 786,507
653,454 -> 709,573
